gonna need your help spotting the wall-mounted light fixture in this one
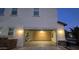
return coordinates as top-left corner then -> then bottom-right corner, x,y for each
58,29 -> 64,35
16,28 -> 24,36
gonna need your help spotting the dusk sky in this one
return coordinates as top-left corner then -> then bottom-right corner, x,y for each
0,8 -> 79,31
57,8 -> 79,31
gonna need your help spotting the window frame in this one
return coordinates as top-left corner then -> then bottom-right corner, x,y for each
11,8 -> 17,16
0,8 -> 5,16
33,8 -> 39,17
8,28 -> 14,36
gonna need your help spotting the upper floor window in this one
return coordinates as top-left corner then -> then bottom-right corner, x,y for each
0,8 -> 5,16
33,8 -> 39,16
11,8 -> 17,16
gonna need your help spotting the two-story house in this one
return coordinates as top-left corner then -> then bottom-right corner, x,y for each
0,8 -> 67,48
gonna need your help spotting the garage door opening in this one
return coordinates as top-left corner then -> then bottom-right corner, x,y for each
24,29 -> 57,46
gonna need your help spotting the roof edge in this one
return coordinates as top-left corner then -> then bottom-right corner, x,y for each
58,21 -> 67,26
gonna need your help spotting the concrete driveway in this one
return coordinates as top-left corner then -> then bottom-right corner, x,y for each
14,41 -> 67,50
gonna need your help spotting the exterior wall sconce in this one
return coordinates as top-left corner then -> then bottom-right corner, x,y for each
16,28 -> 24,36
58,29 -> 64,35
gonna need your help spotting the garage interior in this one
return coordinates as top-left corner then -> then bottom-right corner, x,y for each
24,29 -> 57,46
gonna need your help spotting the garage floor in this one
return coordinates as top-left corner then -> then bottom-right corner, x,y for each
14,41 -> 66,50
25,41 -> 56,46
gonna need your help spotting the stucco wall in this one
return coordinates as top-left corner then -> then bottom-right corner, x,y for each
57,23 -> 66,41
0,8 -> 60,47
0,8 -> 57,29
15,28 -> 24,48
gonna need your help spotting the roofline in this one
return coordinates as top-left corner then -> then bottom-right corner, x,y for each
57,21 -> 67,26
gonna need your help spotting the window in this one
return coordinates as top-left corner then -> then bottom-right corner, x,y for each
0,8 -> 5,16
11,8 -> 17,15
8,28 -> 14,36
33,8 -> 39,16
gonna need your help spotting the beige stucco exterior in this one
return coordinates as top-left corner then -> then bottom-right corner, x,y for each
0,8 -> 66,47
57,23 -> 66,41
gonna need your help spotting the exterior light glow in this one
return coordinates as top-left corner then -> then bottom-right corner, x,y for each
58,29 -> 63,34
17,29 -> 24,35
40,30 -> 44,33
18,30 -> 24,34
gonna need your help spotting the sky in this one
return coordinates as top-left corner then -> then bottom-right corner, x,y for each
57,8 -> 79,31
0,8 -> 79,31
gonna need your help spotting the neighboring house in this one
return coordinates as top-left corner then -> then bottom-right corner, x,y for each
65,31 -> 77,46
0,8 -> 67,48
